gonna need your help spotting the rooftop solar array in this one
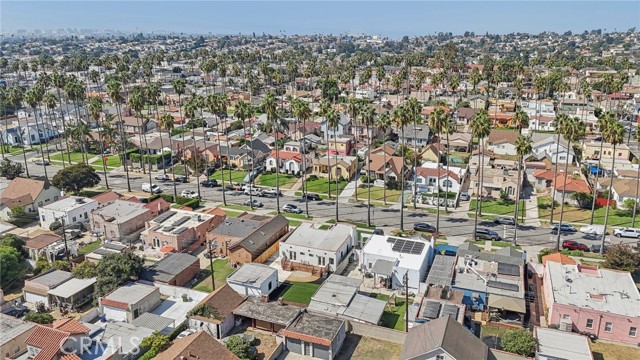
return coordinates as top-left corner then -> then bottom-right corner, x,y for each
422,300 -> 441,319
171,216 -> 190,227
155,211 -> 176,223
441,304 -> 460,319
173,227 -> 188,234
388,237 -> 426,255
497,262 -> 520,276
488,280 -> 519,292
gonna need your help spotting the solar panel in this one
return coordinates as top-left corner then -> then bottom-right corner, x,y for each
391,238 -> 425,255
488,280 -> 519,292
441,304 -> 459,319
162,226 -> 174,232
155,211 -> 176,223
422,300 -> 441,319
173,227 -> 188,234
498,263 -> 520,276
171,216 -> 190,227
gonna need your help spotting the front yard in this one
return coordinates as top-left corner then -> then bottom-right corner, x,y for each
538,196 -> 636,227
50,151 -> 87,164
304,177 -> 349,195
356,186 -> 402,202
192,258 -> 236,292
210,170 -> 248,183
257,173 -> 298,189
470,199 -> 525,216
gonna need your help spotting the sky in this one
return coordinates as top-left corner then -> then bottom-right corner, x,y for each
1,1 -> 638,38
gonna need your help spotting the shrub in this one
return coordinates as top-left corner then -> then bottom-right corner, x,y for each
24,312 -> 54,324
159,194 -> 175,203
180,199 -> 200,209
225,335 -> 252,359
537,248 -> 553,263
307,174 -> 318,181
49,221 -> 62,231
500,329 -> 536,357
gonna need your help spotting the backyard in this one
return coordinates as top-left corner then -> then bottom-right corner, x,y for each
257,173 -> 298,189
280,282 -> 321,305
591,341 -> 640,360
210,170 -> 248,183
538,196 -> 636,227
336,335 -> 403,360
377,294 -> 412,331
304,177 -> 349,195
470,199 -> 526,216
192,258 -> 236,292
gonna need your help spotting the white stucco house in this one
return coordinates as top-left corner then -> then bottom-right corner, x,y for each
227,263 -> 278,298
414,166 -> 463,194
39,196 -> 99,230
264,150 -> 312,175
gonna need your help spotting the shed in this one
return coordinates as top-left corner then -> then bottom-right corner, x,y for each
47,277 -> 96,310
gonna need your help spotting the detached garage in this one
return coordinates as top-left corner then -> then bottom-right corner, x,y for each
23,269 -> 73,309
282,312 -> 346,360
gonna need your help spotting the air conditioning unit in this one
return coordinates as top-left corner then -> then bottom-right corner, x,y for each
559,318 -> 572,332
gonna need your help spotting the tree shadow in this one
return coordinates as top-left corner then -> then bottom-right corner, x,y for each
592,352 -> 604,360
335,334 -> 362,360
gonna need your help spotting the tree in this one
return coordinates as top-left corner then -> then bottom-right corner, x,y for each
603,243 -> 640,272
72,261 -> 98,278
623,198 -> 640,214
51,163 -> 101,194
0,234 -> 26,257
225,335 -> 252,359
513,135 -> 532,244
600,118 -> 625,255
94,252 -> 144,299
0,158 -> 24,179
24,312 -> 54,324
0,245 -> 26,289
500,329 -> 537,357
139,332 -> 170,360
570,192 -> 593,208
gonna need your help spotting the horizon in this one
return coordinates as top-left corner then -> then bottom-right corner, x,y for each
1,1 -> 639,38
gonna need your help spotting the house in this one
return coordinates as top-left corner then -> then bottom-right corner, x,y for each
23,269 -> 73,309
0,314 -> 36,359
308,274 -> 387,325
363,153 -> 408,183
415,166 -> 462,194
320,112 -> 352,140
233,297 -> 303,333
38,196 -> 98,230
84,241 -> 129,263
534,327 -> 593,360
90,200 -> 153,243
24,233 -> 62,261
282,312 -> 346,360
99,283 -> 162,322
453,244 -> 526,319
188,284 -> 246,339
0,177 -> 61,221
543,262 -> 640,344
529,115 -> 557,131
399,124 -> 431,147
360,235 -> 434,291
470,167 -> 521,199
24,322 -> 89,360
583,140 -> 630,161
371,143 -> 397,157
597,177 -> 640,208
208,213 -> 289,265
312,155 -> 358,180
468,95 -> 488,110
326,136 -> 354,156
521,100 -> 556,119
455,107 -> 480,124
529,133 -> 576,167
280,223 -> 357,275
532,169 -> 559,190
86,321 -> 153,360
412,286 -> 466,327
486,130 -> 519,156
289,122 -> 322,141
47,277 -> 96,310
141,209 -> 221,253
420,142 -> 446,163
227,263 -> 279,298
141,253 -> 200,287
113,115 -> 154,135
444,132 -> 473,153
155,331 -> 239,360
265,150 -> 311,175
553,174 -> 591,206
219,145 -> 269,170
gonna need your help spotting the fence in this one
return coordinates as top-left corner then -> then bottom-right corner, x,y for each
346,320 -> 407,344
595,197 -> 615,207
254,239 -> 281,264
266,342 -> 284,360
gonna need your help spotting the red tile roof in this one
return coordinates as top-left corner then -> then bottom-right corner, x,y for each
155,331 -> 238,360
60,353 -> 82,360
53,318 -> 90,335
100,298 -> 129,310
282,329 -> 332,347
25,325 -> 70,360
91,190 -> 121,205
270,150 -> 302,162
553,175 -> 590,193
533,169 -> 559,181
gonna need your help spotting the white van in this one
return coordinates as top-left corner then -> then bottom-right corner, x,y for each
142,183 -> 162,194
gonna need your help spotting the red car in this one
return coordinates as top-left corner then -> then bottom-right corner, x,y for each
562,240 -> 589,252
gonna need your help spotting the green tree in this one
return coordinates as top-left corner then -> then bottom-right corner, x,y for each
24,312 -> 54,324
139,332 -> 170,360
225,335 -> 252,359
0,234 -> 26,257
0,245 -> 26,289
603,243 -> 640,272
94,252 -> 144,299
0,158 -> 25,179
600,118 -> 625,255
570,192 -> 593,209
72,261 -> 98,278
51,163 -> 101,194
500,329 -> 537,357
623,199 -> 640,214
10,205 -> 26,220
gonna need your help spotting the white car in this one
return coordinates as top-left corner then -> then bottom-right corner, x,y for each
142,183 -> 162,194
282,204 -> 302,214
262,188 -> 281,197
180,190 -> 200,199
613,227 -> 640,238
579,225 -> 606,236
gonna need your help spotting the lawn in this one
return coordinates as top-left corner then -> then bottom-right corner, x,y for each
281,282 -> 321,305
591,341 -> 640,360
77,240 -> 101,255
3,146 -> 33,155
102,155 -> 122,167
210,170 -> 248,183
470,240 -> 521,249
192,259 -> 235,292
268,211 -> 312,220
470,199 -> 525,216
304,178 -> 349,196
223,210 -> 242,218
380,297 -> 412,331
538,196 -> 636,227
337,335 -> 403,360
50,151 -> 86,164
257,173 -> 298,189
356,187 -> 402,203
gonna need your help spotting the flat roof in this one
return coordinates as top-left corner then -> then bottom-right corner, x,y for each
93,200 -> 148,224
48,277 -> 96,299
284,312 -> 344,342
453,256 -> 524,298
535,327 -> 593,360
547,262 -> 640,317
233,298 -> 302,326
131,313 -> 175,333
142,253 -> 198,282
27,270 -> 73,288
340,294 -> 387,324
98,322 -> 154,355
41,196 -> 97,211
209,217 -> 264,238
227,263 -> 277,287
362,235 -> 432,271
103,283 -> 158,305
0,314 -> 35,346
284,223 -> 355,252
426,255 -> 455,286
149,209 -> 214,235
149,283 -> 209,331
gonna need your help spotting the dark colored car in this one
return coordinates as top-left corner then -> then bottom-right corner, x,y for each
493,216 -> 516,225
373,228 -> 384,235
475,228 -> 501,241
302,193 -> 321,201
590,244 -> 608,253
2,306 -> 29,318
562,240 -> 589,252
551,223 -> 577,234
200,179 -> 218,188
202,167 -> 216,176
174,176 -> 188,183
414,223 -> 436,233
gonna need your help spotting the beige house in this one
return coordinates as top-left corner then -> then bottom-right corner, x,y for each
583,141 -> 630,161
312,155 -> 358,180
469,167 -> 521,199
90,200 -> 153,243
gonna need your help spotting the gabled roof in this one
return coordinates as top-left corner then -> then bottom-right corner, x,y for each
553,175 -> 590,193
25,325 -> 70,360
228,214 -> 289,257
487,130 -> 519,145
0,177 -> 56,209
155,331 -> 238,360
26,233 -> 62,250
190,284 -> 245,324
269,150 -> 302,162
533,169 -> 559,181
368,154 -> 406,177
52,318 -> 90,335
415,167 -> 460,182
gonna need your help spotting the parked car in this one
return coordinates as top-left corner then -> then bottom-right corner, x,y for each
414,223 -> 436,233
613,227 -> 640,238
244,199 -> 264,208
263,188 -> 282,197
226,183 -> 244,191
459,192 -> 470,201
590,244 -> 609,253
176,329 -> 196,339
142,183 -> 162,194
283,204 -> 303,214
373,228 -> 384,235
475,228 -> 501,241
302,193 -> 321,201
562,240 -> 589,252
244,187 -> 264,197
202,167 -> 216,176
200,179 -> 218,187
2,305 -> 30,318
551,223 -> 577,234
579,225 -> 607,236
174,176 -> 188,183
180,190 -> 200,199
493,216 -> 515,225
33,159 -> 50,166
155,174 -> 170,181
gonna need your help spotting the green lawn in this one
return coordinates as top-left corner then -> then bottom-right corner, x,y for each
470,199 -> 525,216
3,146 -> 34,155
268,211 -> 312,220
357,187 -> 402,202
281,282 -> 321,305
304,178 -> 349,196
223,210 -> 243,218
381,297 -> 412,331
210,170 -> 248,183
102,155 -> 122,167
77,240 -> 101,255
538,196 -> 636,227
289,220 -> 302,227
50,151 -> 86,164
192,259 -> 235,292
258,173 -> 298,189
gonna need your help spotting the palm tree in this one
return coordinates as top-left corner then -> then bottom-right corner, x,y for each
261,92 -> 282,212
184,100 -> 201,198
326,107 -> 341,222
600,119 -> 625,255
64,78 -> 88,164
429,107 -> 448,233
128,87 -> 152,186
513,135 -> 532,244
554,116 -> 586,250
361,104 -> 376,227
470,110 -> 491,236
206,94 -> 227,206
633,130 -> 640,227
589,112 -> 615,224
292,99 -> 312,217
7,86 -> 29,177
548,114 -> 570,224
88,97 -> 109,188
25,87 -> 51,179
407,97 -> 422,209
376,113 -> 391,205
172,79 -> 187,175
106,79 -> 131,192
159,113 -> 178,198
235,99 -> 255,208
347,98 -> 362,201
392,105 -> 409,231
52,72 -> 73,163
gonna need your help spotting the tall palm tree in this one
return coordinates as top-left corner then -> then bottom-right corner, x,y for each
549,114 -> 570,224
206,94 -> 227,206
376,113 -> 391,205
7,86 -> 29,177
128,87 -> 151,186
470,110 -> 491,237
106,79 -> 131,192
24,87 -> 49,179
235,99 -> 255,208
172,79 -> 187,176
589,112 -> 615,224
633,130 -> 640,227
159,113 -> 178,198
347,98 -> 361,201
42,92 -> 58,163
429,107 -> 448,233
261,92 -> 282,212
64,78 -> 88,164
184,100 -> 201,198
441,113 -> 456,212
326,107 -> 341,222
600,119 -> 625,255
554,116 -> 585,250
292,98 -> 312,217
407,97 -> 422,209
513,135 -> 532,244
360,104 -> 376,227
88,97 -> 109,188
392,105 -> 409,230
52,72 -> 73,164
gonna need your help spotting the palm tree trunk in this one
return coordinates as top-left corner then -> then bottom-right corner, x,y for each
43,107 -> 53,163
473,133 -> 480,239
555,140 -> 573,250
191,127 -> 201,198
400,128 -> 406,231
300,118 -> 309,218
479,137 -> 485,216
60,89 -> 73,165
549,132 -> 561,224
116,103 -> 131,192
135,116 -> 146,173
445,131 -> 451,212
215,120 -> 227,206
18,116 -> 30,178
142,120 -> 152,187
97,120 -> 109,189
413,120 -> 418,209
167,135 -> 177,198
367,124 -> 372,227
589,140 -> 606,224
334,128 -> 339,222
633,155 -> 640,227
32,105 -> 49,179
600,144 -> 617,255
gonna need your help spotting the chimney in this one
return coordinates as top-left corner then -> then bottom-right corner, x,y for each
278,297 -> 284,306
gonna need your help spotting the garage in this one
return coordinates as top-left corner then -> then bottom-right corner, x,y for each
24,291 -> 49,308
102,305 -> 128,322
282,313 -> 346,360
22,269 -> 73,310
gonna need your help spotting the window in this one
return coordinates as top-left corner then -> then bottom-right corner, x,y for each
605,322 -> 613,333
630,327 -> 637,337
559,156 -> 566,161
368,262 -> 372,269
618,152 -> 622,157
30,135 -> 36,141
84,212 -> 88,218
268,282 -> 272,290
562,314 -> 570,320
436,355 -> 445,360
442,180 -> 452,188
329,258 -> 334,265
586,319 -> 594,329
72,217 -> 77,222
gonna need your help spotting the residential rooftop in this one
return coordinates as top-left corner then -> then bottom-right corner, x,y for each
227,263 -> 278,287
0,314 -> 35,346
283,223 -> 356,252
40,196 -> 97,212
453,254 -> 525,298
233,297 -> 302,327
142,253 -> 199,283
102,282 -> 158,305
535,327 -> 593,360
283,312 -> 345,346
26,269 -> 73,288
48,277 -> 96,299
209,215 -> 265,238
147,209 -> 214,236
362,235 -> 432,271
92,200 -> 148,224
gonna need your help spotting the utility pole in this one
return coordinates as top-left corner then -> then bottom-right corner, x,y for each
404,272 -> 409,333
208,238 -> 215,291
59,217 -> 70,263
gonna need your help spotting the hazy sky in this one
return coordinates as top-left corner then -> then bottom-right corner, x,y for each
1,1 -> 638,38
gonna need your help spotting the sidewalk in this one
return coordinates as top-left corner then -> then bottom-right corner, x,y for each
524,188 -> 541,226
338,179 -> 357,200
